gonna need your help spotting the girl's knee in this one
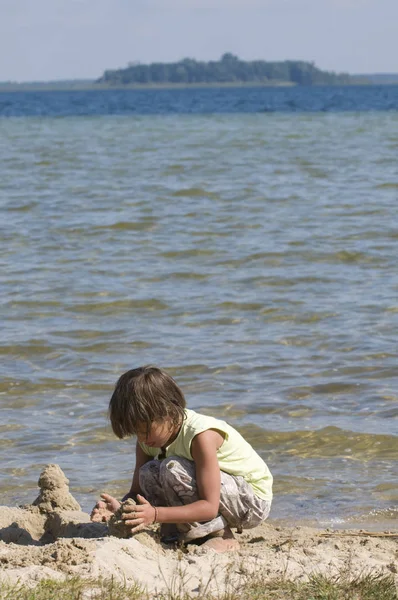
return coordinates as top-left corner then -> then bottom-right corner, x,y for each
139,459 -> 158,478
159,456 -> 195,487
139,461 -> 153,476
138,459 -> 160,489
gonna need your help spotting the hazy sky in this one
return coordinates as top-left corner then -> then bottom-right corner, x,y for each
1,0 -> 397,82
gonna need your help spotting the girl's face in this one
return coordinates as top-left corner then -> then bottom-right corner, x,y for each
135,417 -> 178,448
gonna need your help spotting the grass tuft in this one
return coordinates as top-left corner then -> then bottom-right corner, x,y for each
236,571 -> 398,600
0,576 -> 145,600
0,571 -> 396,600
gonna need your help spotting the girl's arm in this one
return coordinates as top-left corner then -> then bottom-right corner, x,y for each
123,441 -> 153,500
125,429 -> 224,529
92,442 -> 153,519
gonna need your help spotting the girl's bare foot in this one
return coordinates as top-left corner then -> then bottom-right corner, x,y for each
90,493 -> 121,523
201,527 -> 240,553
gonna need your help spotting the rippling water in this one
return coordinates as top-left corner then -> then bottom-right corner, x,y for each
1,88 -> 397,529
1,84 -> 398,116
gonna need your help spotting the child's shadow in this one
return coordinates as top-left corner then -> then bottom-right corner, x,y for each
0,523 -> 43,546
0,518 -> 108,546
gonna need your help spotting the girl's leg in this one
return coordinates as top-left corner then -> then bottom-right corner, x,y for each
157,456 -> 271,542
139,459 -> 180,542
218,471 -> 271,532
139,459 -> 166,507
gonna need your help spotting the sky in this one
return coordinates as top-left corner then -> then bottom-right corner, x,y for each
1,0 -> 397,82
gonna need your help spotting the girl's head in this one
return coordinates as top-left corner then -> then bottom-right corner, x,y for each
109,365 -> 186,440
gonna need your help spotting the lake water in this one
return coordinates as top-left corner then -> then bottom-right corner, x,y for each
0,86 -> 397,530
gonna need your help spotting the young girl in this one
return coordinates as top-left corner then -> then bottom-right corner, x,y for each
91,365 -> 273,552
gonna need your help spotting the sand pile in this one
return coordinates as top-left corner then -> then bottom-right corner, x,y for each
0,506 -> 47,545
108,498 -> 137,538
0,538 -> 95,573
0,464 -> 107,545
31,464 -> 81,513
107,497 -> 161,552
0,464 -> 397,595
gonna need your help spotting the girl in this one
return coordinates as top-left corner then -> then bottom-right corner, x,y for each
91,365 -> 272,552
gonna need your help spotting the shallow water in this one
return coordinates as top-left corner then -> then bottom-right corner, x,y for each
1,99 -> 397,528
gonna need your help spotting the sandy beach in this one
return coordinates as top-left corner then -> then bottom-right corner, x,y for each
0,465 -> 396,596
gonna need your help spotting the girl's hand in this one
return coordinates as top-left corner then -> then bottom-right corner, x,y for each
90,493 -> 121,523
122,494 -> 157,533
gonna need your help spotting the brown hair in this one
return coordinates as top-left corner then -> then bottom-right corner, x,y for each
109,365 -> 186,439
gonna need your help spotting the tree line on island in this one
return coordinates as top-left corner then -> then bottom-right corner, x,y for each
97,53 -> 352,86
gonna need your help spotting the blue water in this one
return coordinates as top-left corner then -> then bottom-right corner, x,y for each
1,85 -> 398,117
1,84 -> 397,529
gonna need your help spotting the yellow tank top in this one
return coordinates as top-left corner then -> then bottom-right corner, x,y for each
139,408 -> 273,501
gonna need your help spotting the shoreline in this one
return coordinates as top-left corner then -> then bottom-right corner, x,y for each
1,81 -> 296,93
1,80 -> 396,93
269,513 -> 398,534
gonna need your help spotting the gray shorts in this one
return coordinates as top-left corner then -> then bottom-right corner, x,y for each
139,456 -> 271,542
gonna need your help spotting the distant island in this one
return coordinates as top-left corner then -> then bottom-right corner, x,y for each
1,55 -> 398,91
97,53 -> 352,87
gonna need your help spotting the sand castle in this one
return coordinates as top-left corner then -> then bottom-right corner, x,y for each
32,464 -> 82,513
0,464 -> 107,545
